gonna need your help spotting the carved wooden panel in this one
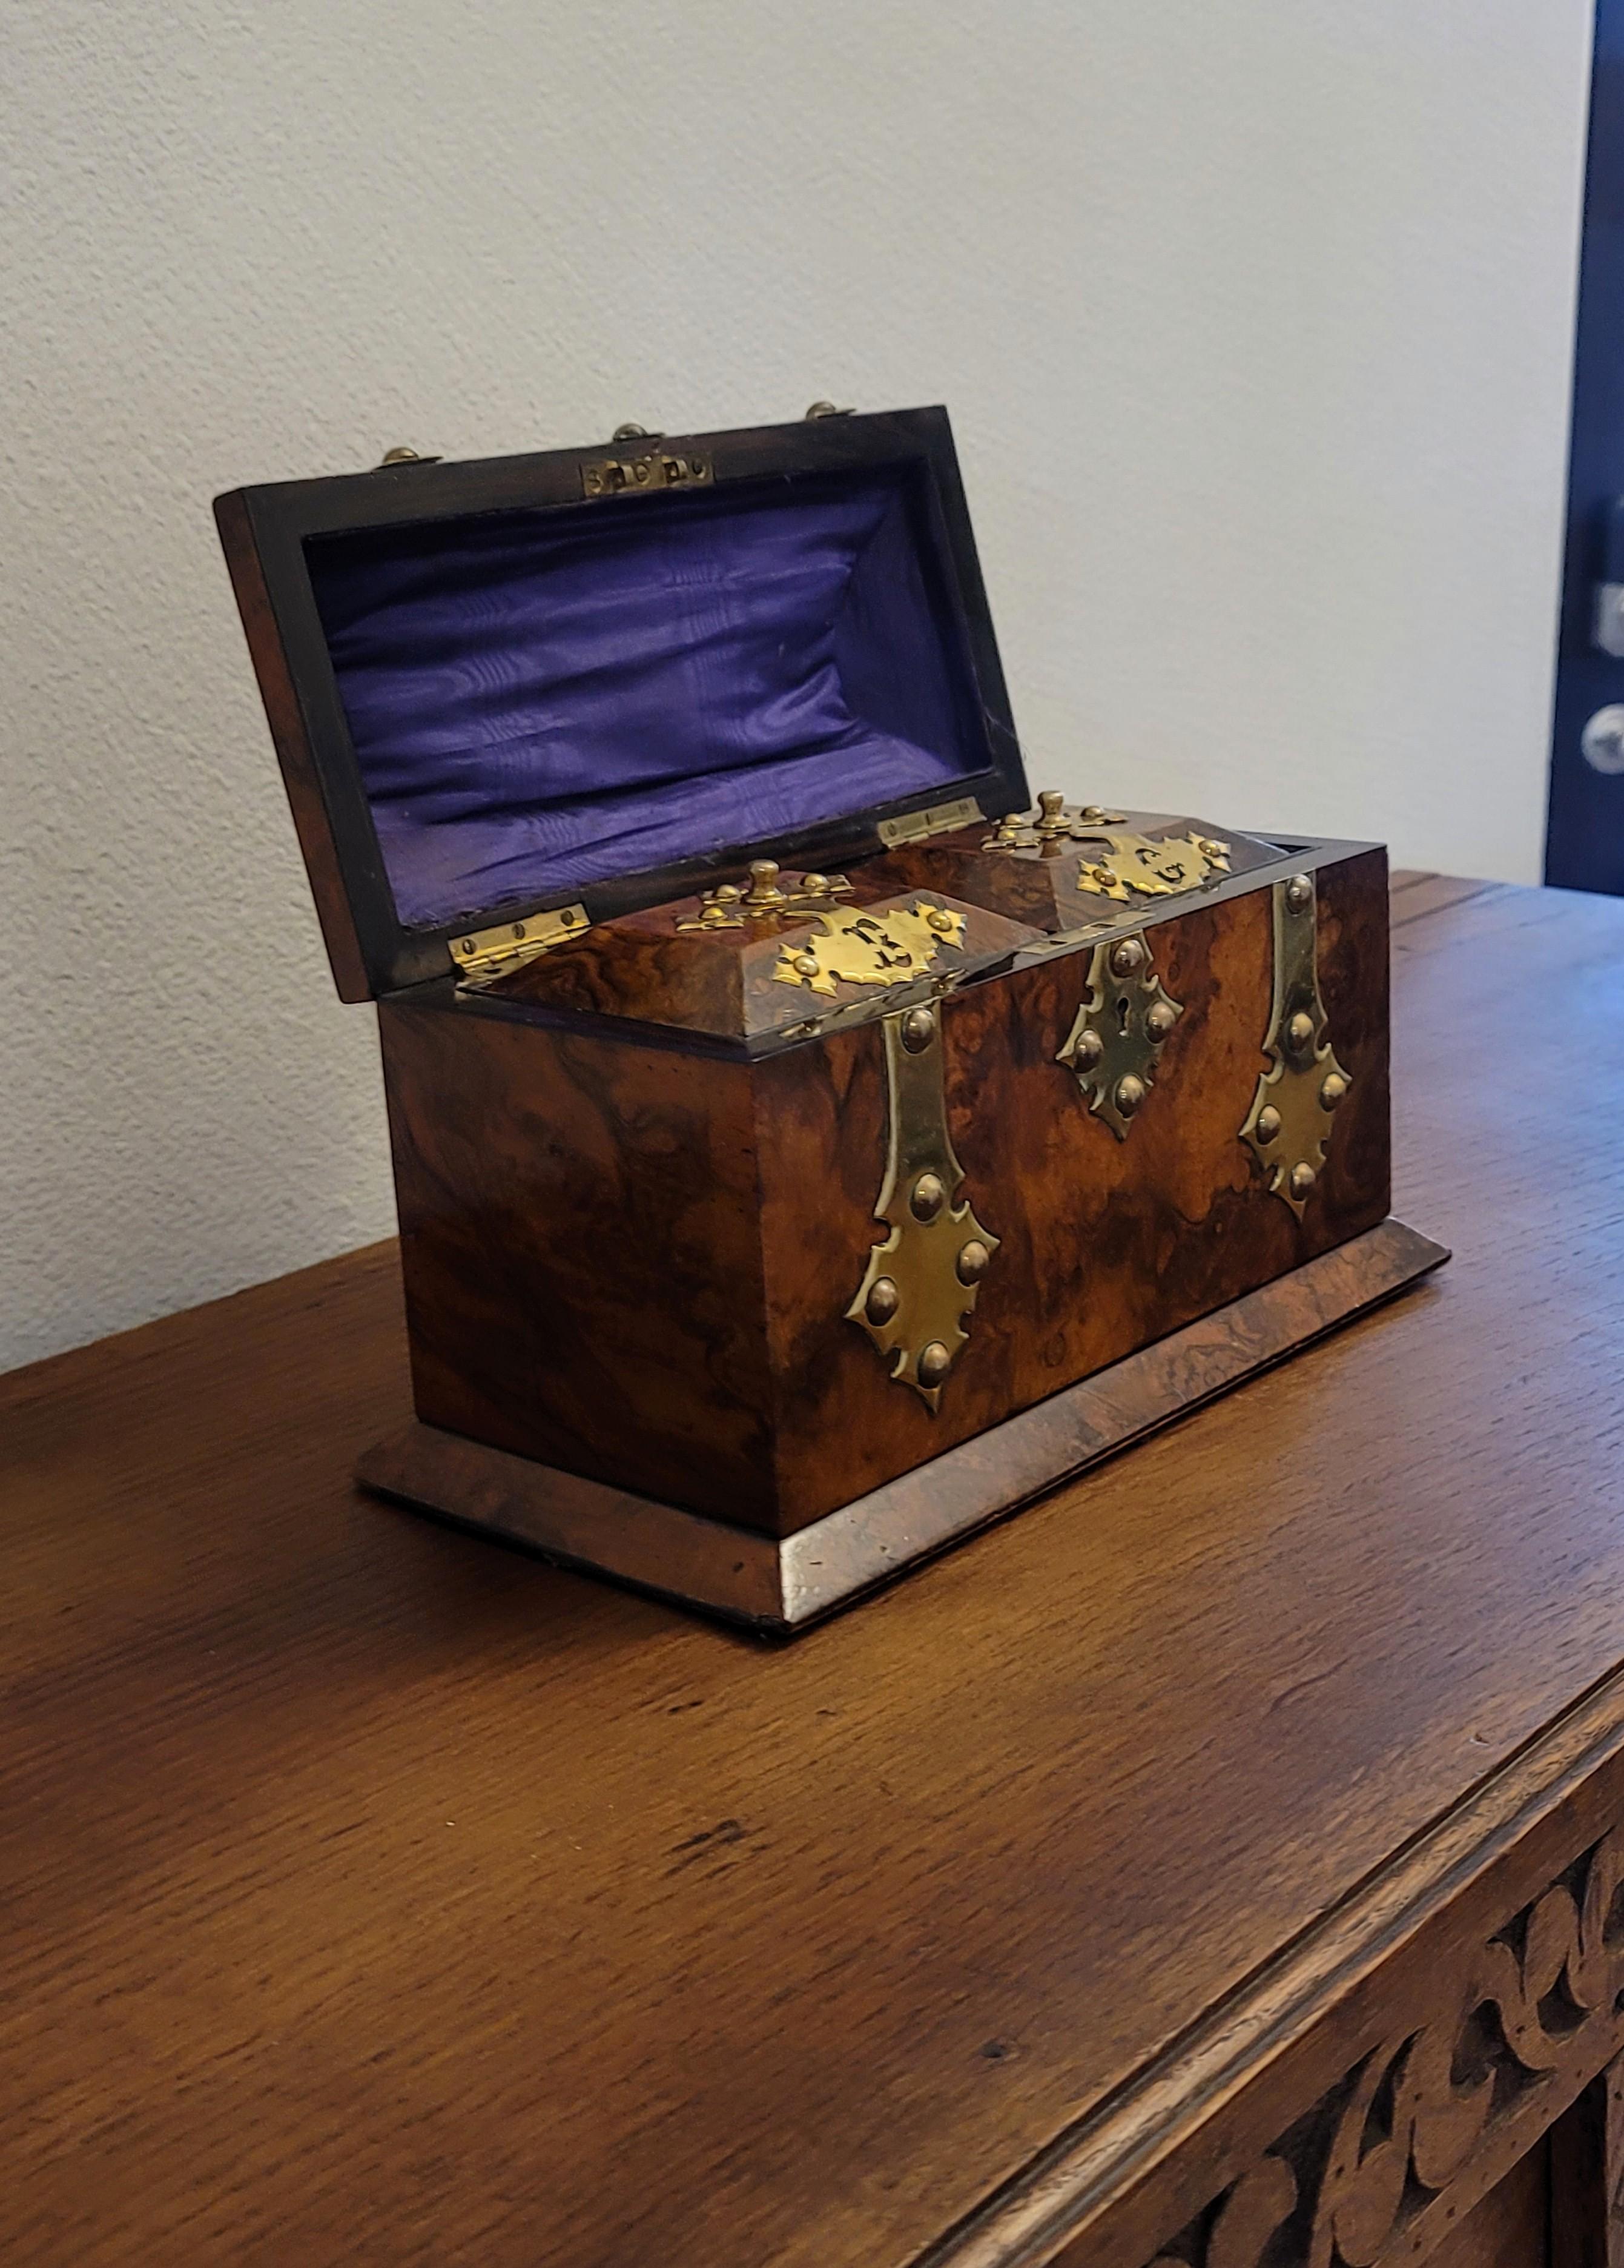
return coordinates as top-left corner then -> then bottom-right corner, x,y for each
1142,1831 -> 1624,2268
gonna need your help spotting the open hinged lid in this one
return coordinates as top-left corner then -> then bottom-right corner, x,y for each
215,406 -> 1028,1002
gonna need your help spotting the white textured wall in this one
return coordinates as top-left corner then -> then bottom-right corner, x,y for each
1,0 -> 1594,1370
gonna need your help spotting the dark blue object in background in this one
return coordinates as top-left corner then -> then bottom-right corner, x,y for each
1548,7 -> 1624,892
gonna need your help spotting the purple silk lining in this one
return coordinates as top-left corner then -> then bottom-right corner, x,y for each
306,473 -> 983,929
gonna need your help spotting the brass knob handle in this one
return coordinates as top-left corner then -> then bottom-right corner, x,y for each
1035,789 -> 1071,841
745,860 -> 787,909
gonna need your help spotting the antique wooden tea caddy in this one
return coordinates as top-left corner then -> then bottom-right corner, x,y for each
216,405 -> 1446,1631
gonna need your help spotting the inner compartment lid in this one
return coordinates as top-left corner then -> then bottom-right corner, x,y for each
216,408 -> 1028,1001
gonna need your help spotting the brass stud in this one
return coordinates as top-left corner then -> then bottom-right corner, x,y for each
1286,873 -> 1315,914
613,422 -> 652,440
1071,1026 -> 1104,1070
1110,937 -> 1146,977
865,1277 -> 900,1326
1289,1162 -> 1318,1200
713,884 -> 742,905
1115,1073 -> 1146,1117
1321,1071 -> 1348,1108
1255,1105 -> 1282,1143
917,1341 -> 952,1390
911,1172 -> 946,1222
956,1238 -> 991,1285
1079,804 -> 1104,822
925,907 -> 956,934
1287,1010 -> 1315,1052
1145,1000 -> 1178,1042
802,873 -> 830,896
901,1007 -> 937,1053
793,951 -> 820,977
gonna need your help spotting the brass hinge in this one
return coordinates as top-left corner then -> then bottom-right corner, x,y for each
877,796 -> 985,849
449,904 -> 590,984
581,448 -> 714,500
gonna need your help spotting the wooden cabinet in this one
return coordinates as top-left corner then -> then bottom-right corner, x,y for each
4,873 -> 1624,2266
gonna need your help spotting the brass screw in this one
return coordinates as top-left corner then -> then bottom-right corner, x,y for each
1255,1105 -> 1282,1143
917,1341 -> 952,1390
1286,874 -> 1314,914
901,1007 -> 936,1053
1145,1000 -> 1178,1042
1321,1071 -> 1348,1108
911,1172 -> 946,1222
957,1239 -> 991,1285
865,1277 -> 900,1326
1287,1010 -> 1315,1051
1289,1162 -> 1318,1200
1110,936 -> 1146,977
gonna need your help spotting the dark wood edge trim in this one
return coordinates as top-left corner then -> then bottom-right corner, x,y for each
214,489 -> 373,1002
917,1640 -> 1624,2268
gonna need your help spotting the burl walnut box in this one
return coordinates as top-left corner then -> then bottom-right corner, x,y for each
215,405 -> 1445,1630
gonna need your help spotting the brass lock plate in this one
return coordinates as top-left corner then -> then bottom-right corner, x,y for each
1057,931 -> 1184,1139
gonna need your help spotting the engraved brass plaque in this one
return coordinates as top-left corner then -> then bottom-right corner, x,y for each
1074,828 -> 1232,903
1056,932 -> 1184,1139
1239,873 -> 1351,1214
771,901 -> 966,998
847,1003 -> 997,1409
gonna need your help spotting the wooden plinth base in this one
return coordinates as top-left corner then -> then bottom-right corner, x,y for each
357,1217 -> 1448,1633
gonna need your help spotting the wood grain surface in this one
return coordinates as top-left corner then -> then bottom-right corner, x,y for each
383,848 -> 1390,1533
484,881 -> 1038,1040
4,874 -> 1624,2268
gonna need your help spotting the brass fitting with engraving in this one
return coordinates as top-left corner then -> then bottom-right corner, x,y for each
771,898 -> 966,998
1056,931 -> 1184,1139
983,792 -> 1230,905
848,1002 -> 998,1409
1239,871 -> 1352,1214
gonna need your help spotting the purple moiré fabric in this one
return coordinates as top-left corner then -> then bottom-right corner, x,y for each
307,474 -> 982,928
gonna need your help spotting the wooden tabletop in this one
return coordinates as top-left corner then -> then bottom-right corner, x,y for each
5,871 -> 1624,2268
